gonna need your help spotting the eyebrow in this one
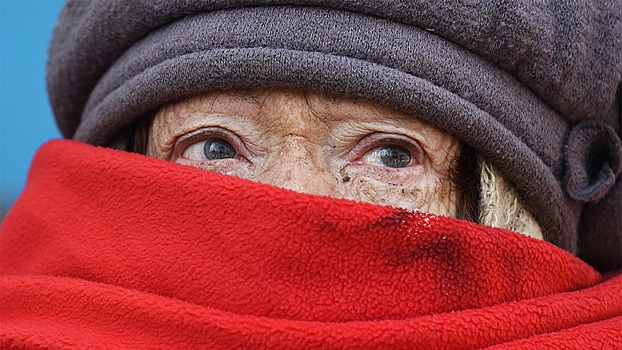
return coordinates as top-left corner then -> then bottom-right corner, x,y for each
208,90 -> 263,113
239,92 -> 262,107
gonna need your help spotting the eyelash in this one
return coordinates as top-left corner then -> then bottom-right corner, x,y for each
174,127 -> 249,162
347,133 -> 423,168
173,128 -> 423,170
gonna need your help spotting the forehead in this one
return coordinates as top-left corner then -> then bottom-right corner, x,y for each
156,88 -> 421,125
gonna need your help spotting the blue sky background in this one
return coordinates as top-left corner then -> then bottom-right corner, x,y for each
1,0 -> 64,219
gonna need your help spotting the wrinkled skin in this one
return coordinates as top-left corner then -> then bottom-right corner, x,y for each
148,88 -> 460,217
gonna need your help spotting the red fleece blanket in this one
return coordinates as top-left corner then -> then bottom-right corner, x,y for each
1,140 -> 620,349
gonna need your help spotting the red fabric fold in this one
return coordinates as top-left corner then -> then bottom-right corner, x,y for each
1,140 -> 620,349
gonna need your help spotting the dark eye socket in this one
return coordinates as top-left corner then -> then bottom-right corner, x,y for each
203,138 -> 237,160
377,145 -> 412,168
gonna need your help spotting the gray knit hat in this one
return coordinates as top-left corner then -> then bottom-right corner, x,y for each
47,0 -> 622,269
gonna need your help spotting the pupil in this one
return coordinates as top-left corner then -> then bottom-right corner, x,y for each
204,139 -> 236,160
379,146 -> 411,168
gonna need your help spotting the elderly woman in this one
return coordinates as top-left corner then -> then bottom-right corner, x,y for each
1,1 -> 621,349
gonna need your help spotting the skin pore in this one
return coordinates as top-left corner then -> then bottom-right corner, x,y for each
147,88 -> 461,217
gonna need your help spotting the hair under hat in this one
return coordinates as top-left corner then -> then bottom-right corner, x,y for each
47,0 -> 622,269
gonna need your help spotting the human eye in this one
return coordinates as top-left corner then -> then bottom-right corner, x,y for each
351,133 -> 422,170
362,145 -> 413,168
174,128 -> 247,163
183,138 -> 237,160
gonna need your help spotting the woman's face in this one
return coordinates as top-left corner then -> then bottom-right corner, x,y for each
148,88 -> 460,217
